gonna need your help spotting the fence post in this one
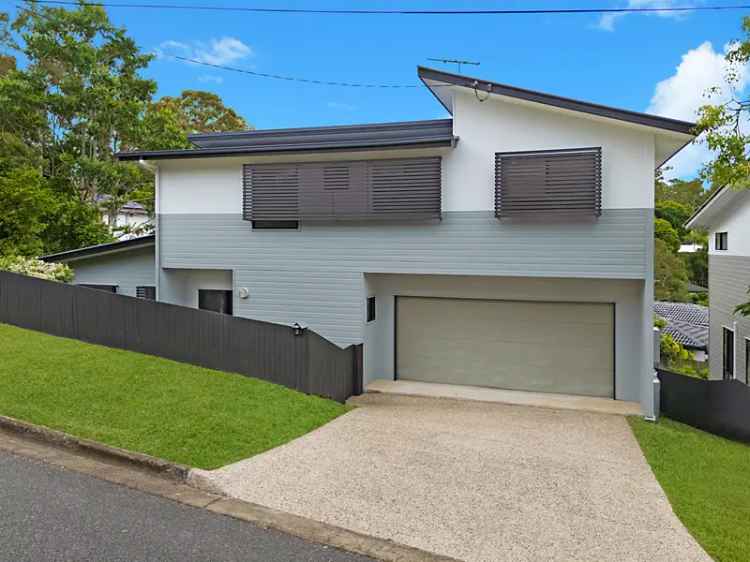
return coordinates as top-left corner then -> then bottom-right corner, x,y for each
646,327 -> 661,422
352,344 -> 364,396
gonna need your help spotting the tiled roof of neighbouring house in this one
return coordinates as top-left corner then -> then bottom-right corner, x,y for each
654,301 -> 709,350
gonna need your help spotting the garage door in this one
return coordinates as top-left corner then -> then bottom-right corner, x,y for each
396,297 -> 614,398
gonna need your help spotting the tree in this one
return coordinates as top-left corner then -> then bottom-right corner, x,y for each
695,15 -> 750,314
151,90 -> 249,135
655,176 -> 711,209
655,218 -> 681,253
655,200 -> 692,239
654,238 -> 689,302
0,2 -> 162,252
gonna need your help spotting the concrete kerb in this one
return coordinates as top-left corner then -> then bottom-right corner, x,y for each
0,415 -> 460,562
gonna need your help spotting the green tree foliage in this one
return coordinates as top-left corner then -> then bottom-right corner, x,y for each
655,176 -> 712,209
695,15 -> 750,314
695,19 -> 750,189
152,90 -> 250,135
655,200 -> 692,238
0,3 -> 247,255
655,218 -> 681,253
655,238 -> 689,302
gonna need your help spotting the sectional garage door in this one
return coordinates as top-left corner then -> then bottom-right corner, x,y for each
396,297 -> 614,398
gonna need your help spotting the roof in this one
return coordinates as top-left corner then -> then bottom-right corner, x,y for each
41,235 -> 155,263
687,282 -> 708,293
654,301 -> 709,350
417,66 -> 696,135
94,194 -> 148,214
117,119 -> 456,161
683,185 -> 749,230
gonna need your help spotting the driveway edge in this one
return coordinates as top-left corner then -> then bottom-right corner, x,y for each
0,419 -> 460,562
0,414 -> 191,481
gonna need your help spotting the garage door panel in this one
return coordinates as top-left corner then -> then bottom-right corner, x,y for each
396,297 -> 614,398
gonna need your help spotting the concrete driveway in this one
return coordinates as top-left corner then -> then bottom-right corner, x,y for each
193,393 -> 710,562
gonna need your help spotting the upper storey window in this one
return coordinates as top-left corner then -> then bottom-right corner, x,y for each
495,147 -> 602,219
715,231 -> 728,251
242,157 -> 441,223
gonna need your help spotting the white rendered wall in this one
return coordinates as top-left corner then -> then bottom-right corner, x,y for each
708,190 -> 750,257
157,94 -> 656,216
444,90 -> 656,212
159,268 -> 233,309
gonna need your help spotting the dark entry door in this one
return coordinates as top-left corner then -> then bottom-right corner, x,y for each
198,289 -> 233,315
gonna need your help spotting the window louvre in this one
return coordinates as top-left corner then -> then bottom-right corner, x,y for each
243,164 -> 299,222
243,157 -> 441,222
495,147 -> 602,218
369,157 -> 441,219
323,165 -> 350,191
136,286 -> 156,300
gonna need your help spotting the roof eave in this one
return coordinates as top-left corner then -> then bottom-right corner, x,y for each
41,235 -> 155,263
417,66 -> 697,136
685,185 -> 728,229
117,137 -> 456,161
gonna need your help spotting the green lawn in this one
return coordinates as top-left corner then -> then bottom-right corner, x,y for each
629,417 -> 750,562
0,323 -> 349,469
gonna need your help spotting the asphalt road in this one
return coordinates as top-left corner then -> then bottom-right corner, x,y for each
0,450 -> 374,562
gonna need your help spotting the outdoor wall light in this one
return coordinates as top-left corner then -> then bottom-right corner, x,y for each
238,287 -> 250,299
292,322 -> 307,336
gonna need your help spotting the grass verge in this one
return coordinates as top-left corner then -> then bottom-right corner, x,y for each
629,416 -> 750,562
0,323 -> 349,469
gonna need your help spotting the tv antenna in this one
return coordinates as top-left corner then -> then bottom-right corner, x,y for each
427,58 -> 480,73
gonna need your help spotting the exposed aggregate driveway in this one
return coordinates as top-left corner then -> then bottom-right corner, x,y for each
195,393 -> 711,562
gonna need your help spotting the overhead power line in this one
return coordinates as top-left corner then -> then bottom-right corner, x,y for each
174,56 -> 426,88
15,0 -> 750,16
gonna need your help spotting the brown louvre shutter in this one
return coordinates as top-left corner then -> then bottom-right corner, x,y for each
495,148 -> 601,218
243,157 -> 441,221
368,157 -> 441,219
243,164 -> 300,221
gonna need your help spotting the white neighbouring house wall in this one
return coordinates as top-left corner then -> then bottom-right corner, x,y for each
706,190 -> 750,257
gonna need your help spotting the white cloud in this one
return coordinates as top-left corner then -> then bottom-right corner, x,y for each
327,101 -> 357,111
156,36 -> 252,66
597,0 -> 688,32
198,74 -> 224,84
647,41 -> 750,178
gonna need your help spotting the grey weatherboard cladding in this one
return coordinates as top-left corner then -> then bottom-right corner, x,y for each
243,157 -> 442,222
158,209 -> 652,348
495,148 -> 602,218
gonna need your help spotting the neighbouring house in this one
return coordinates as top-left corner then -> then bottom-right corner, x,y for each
96,195 -> 152,239
41,66 -> 696,416
43,235 -> 155,298
686,186 -> 750,384
654,301 -> 709,362
679,243 -> 703,254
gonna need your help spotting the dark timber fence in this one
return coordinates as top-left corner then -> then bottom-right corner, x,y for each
0,271 -> 362,402
658,369 -> 750,445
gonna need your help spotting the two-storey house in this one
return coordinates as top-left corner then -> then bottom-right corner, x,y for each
43,67 -> 695,416
686,186 -> 750,383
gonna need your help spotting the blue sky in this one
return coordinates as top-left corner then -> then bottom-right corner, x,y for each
9,1 -> 750,178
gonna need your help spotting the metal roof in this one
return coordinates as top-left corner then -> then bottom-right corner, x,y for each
418,66 -> 696,135
41,235 -> 155,263
117,119 -> 456,161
